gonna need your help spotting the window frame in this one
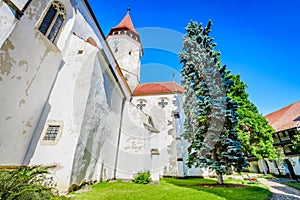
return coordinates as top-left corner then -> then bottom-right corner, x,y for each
40,120 -> 64,145
36,1 -> 66,44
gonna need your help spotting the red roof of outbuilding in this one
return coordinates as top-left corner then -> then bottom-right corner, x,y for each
133,82 -> 184,96
265,100 -> 300,132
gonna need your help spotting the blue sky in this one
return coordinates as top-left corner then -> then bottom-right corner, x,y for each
88,0 -> 300,115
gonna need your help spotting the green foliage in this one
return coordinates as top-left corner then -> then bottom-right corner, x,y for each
179,20 -> 247,183
292,130 -> 300,151
133,170 -> 152,184
275,146 -> 286,166
0,166 -> 57,200
227,74 -> 276,160
284,182 -> 300,190
71,178 -> 270,200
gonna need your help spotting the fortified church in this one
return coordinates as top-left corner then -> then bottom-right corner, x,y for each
0,0 -> 203,192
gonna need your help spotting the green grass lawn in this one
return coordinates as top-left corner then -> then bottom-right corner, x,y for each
284,182 -> 300,190
69,178 -> 270,200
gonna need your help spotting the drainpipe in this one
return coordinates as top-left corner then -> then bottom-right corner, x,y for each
113,97 -> 126,179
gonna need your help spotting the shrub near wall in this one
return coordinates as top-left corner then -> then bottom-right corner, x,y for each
0,166 -> 57,200
133,170 -> 152,184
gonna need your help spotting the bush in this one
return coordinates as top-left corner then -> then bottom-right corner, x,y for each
0,166 -> 57,200
133,170 -> 152,184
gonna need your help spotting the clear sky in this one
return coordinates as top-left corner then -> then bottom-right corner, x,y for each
88,0 -> 300,115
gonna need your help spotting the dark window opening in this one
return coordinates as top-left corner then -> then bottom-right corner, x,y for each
43,125 -> 60,141
38,1 -> 65,43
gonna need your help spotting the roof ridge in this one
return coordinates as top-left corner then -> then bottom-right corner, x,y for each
265,100 -> 300,132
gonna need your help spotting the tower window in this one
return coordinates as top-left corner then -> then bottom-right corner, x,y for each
129,51 -> 132,55
38,1 -> 66,43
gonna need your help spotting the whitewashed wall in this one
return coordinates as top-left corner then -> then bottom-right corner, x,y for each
117,101 -> 152,180
107,34 -> 141,91
131,93 -> 183,180
29,0 -> 127,192
0,1 -> 18,47
0,0 -> 68,165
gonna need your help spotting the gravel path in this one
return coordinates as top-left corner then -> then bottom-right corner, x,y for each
259,178 -> 300,200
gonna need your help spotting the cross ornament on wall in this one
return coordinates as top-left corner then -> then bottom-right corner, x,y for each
137,101 -> 146,111
158,99 -> 168,108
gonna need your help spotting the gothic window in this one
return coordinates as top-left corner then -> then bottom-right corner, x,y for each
158,99 -> 168,108
38,1 -> 66,43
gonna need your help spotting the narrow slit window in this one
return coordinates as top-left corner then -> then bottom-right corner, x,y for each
38,1 -> 66,43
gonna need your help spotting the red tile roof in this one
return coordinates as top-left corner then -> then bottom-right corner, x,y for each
133,82 -> 184,96
109,13 -> 138,35
265,100 -> 300,132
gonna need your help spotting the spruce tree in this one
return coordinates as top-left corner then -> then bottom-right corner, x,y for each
179,20 -> 247,184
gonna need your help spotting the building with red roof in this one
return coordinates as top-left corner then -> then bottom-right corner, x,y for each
263,100 -> 300,157
133,82 -> 184,96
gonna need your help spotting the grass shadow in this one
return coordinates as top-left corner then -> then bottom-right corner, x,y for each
163,178 -> 271,200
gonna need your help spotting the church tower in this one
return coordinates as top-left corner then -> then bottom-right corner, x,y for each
107,9 -> 143,92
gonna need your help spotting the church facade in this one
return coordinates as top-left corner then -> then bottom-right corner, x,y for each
0,0 -> 206,192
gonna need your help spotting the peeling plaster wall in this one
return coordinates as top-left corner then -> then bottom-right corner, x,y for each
29,35 -> 97,191
0,1 -> 18,47
0,0 -> 65,165
29,4 -> 127,191
30,32 -> 124,192
117,101 -> 152,180
69,49 -> 123,188
131,94 -> 183,180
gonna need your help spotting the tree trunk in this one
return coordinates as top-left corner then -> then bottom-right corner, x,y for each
217,172 -> 224,184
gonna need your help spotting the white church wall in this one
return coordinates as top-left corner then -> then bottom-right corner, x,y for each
0,0 -> 68,165
0,1 -> 18,47
8,0 -> 28,11
131,93 -> 182,179
29,34 -> 99,191
117,101 -> 152,180
69,49 -> 125,188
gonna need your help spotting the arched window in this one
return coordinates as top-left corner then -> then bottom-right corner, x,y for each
38,1 -> 66,43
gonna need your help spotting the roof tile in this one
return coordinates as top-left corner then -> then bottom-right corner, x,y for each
265,100 -> 300,132
133,82 -> 184,96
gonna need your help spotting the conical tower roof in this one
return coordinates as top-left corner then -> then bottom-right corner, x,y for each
108,11 -> 140,42
112,13 -> 138,34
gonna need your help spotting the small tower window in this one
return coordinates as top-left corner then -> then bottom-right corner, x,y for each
38,1 -> 66,43
129,50 -> 132,55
